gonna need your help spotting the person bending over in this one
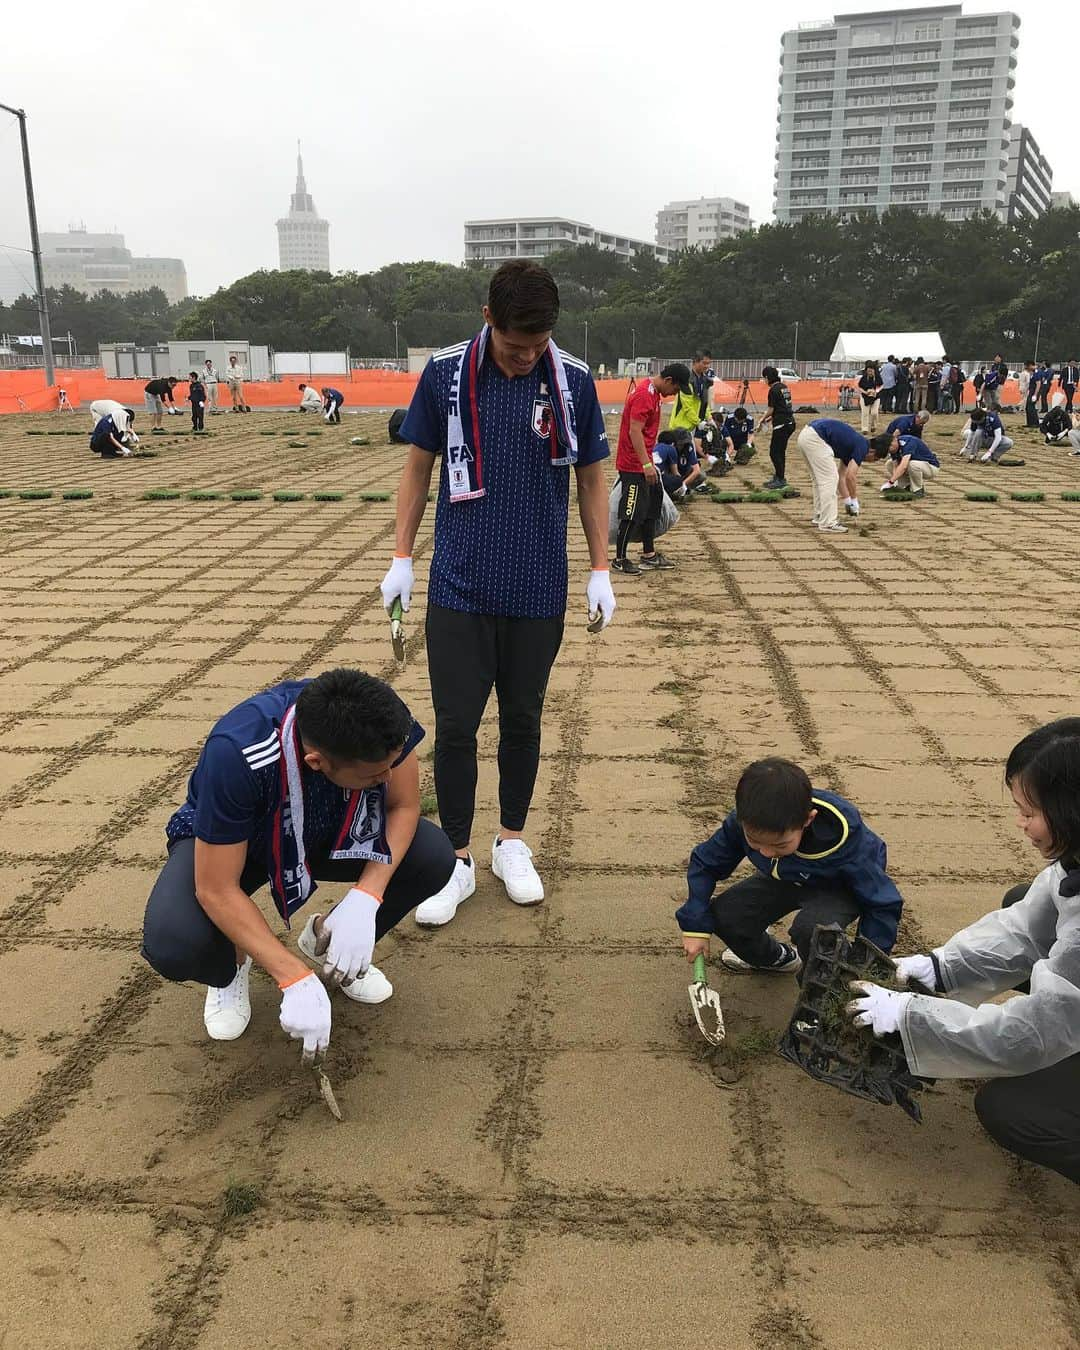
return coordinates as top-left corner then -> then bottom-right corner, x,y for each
959,407 -> 1013,463
871,429 -> 940,496
298,383 -> 323,413
847,720 -> 1080,1187
141,668 -> 456,1056
678,757 -> 903,977
322,386 -> 345,423
721,406 -> 755,465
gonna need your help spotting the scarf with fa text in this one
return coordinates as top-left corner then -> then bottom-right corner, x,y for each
268,703 -> 391,924
445,325 -> 578,503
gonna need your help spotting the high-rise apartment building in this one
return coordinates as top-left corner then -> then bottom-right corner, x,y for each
464,217 -> 671,268
1006,124 -> 1053,223
277,144 -> 330,272
39,228 -> 187,303
655,197 -> 752,250
775,6 -> 1022,224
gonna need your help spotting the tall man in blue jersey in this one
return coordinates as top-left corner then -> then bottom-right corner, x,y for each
380,261 -> 613,926
677,757 -> 903,976
141,669 -> 456,1054
796,417 -> 884,532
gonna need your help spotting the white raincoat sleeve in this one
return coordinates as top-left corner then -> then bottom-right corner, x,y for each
899,864 -> 1080,1079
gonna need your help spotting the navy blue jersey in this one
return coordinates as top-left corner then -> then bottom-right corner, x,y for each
325,387 -> 344,402
90,415 -> 119,453
722,414 -> 754,446
652,441 -> 679,474
676,789 -> 903,952
399,341 -> 608,619
886,414 -> 921,438
166,682 -> 424,886
893,435 -> 939,466
972,412 -> 1003,445
809,418 -> 869,464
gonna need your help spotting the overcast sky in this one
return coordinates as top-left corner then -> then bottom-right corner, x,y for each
0,0 -> 1072,298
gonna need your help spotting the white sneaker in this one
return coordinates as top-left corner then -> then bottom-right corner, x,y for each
414,855 -> 476,927
819,522 -> 848,533
721,943 -> 802,975
491,837 -> 544,906
203,957 -> 252,1040
979,450 -> 994,462
295,914 -> 393,1003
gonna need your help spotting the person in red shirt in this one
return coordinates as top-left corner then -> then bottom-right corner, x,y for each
613,363 -> 689,575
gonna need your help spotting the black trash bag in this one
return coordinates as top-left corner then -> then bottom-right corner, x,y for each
778,924 -> 934,1123
388,408 -> 409,443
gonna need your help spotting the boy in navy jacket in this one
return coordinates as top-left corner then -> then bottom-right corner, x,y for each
677,758 -> 903,977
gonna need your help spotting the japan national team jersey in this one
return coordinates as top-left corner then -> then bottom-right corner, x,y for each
400,342 -> 608,619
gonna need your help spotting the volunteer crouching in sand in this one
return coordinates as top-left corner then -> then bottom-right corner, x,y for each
847,720 -> 1080,1185
141,669 -> 456,1058
380,260 -> 613,926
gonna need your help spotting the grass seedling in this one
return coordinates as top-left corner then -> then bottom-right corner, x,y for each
1062,491 -> 1080,502
746,490 -> 783,504
1010,490 -> 1045,502
62,489 -> 93,500
420,793 -> 438,817
18,489 -> 53,499
965,490 -> 999,502
350,436 -> 370,446
712,492 -> 746,504
142,489 -> 182,500
312,491 -> 345,501
287,441 -> 307,449
187,490 -> 223,501
359,491 -> 391,501
230,490 -> 263,501
273,490 -> 305,502
880,489 -> 916,502
222,1180 -> 262,1219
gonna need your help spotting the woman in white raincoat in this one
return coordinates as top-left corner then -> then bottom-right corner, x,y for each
848,718 -> 1080,1185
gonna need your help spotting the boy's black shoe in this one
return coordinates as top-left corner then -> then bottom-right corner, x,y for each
721,942 -> 802,975
639,552 -> 676,570
611,556 -> 641,576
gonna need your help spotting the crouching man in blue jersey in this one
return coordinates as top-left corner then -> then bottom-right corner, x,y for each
141,668 -> 456,1058
677,758 -> 904,978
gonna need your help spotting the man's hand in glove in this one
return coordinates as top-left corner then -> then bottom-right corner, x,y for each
320,887 -> 382,985
846,981 -> 912,1037
380,555 -> 414,614
586,569 -> 616,631
279,972 -> 332,1063
893,954 -> 937,990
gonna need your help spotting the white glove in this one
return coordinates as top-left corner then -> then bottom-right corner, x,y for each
846,981 -> 911,1037
380,555 -> 414,614
320,887 -> 381,984
893,954 -> 937,990
586,569 -> 617,630
279,972 -> 332,1063
880,480 -> 895,491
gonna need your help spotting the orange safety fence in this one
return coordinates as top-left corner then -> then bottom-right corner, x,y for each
0,368 -> 1026,415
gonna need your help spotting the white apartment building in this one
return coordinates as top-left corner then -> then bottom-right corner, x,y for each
655,197 -> 752,250
775,6 -> 1023,223
40,227 -> 187,304
277,145 -> 330,273
464,217 -> 671,268
1006,124 -> 1053,223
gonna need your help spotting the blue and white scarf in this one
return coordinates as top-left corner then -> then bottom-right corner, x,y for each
268,703 -> 391,924
445,325 -> 578,503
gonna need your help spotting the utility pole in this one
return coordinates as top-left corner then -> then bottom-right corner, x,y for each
393,319 -> 400,362
631,327 -> 636,365
793,320 -> 800,368
0,101 -> 55,387
1034,316 -> 1043,363
583,318 -> 589,368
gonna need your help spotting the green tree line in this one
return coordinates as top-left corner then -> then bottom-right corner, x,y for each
5,205 -> 1080,366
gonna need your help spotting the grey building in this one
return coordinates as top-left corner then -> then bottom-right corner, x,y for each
1052,191 -> 1078,210
775,6 -> 1021,224
655,197 -> 752,250
39,227 -> 187,303
1006,124 -> 1053,223
464,217 -> 671,268
277,144 -> 330,273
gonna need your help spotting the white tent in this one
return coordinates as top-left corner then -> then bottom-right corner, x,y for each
830,331 -> 945,363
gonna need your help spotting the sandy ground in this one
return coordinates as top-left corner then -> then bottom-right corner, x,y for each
0,401 -> 1079,1349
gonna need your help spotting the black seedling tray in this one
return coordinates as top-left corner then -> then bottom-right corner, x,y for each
778,924 -> 932,1123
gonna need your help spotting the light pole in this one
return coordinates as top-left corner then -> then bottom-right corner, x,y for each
793,321 -> 800,368
393,320 -> 400,362
584,318 -> 589,368
0,101 -> 54,387
631,327 -> 636,366
1034,315 -> 1043,363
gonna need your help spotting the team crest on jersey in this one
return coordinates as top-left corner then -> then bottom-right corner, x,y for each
531,399 -> 553,440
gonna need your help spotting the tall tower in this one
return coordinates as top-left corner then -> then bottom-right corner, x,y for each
277,142 -> 330,272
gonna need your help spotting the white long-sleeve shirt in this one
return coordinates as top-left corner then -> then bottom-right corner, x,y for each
225,362 -> 245,384
901,862 -> 1080,1079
